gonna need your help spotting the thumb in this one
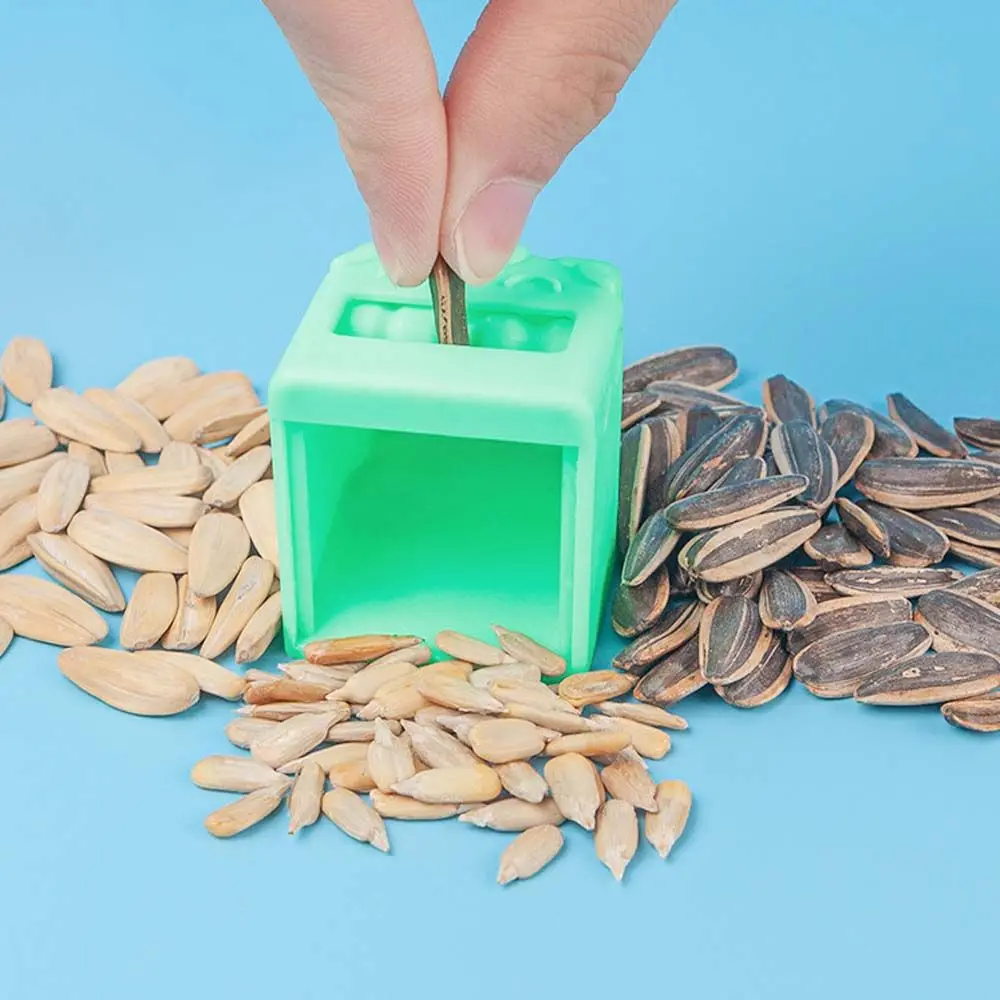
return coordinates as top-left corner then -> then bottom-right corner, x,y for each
440,0 -> 676,284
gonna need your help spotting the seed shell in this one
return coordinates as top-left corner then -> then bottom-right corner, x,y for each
947,568 -> 1000,604
715,634 -> 791,708
695,572 -> 763,603
855,458 -> 1000,510
856,500 -> 949,568
621,510 -> 680,586
116,356 -> 199,402
204,784 -> 287,839
0,574 -> 108,646
664,475 -> 808,532
89,465 -> 214,496
770,419 -> 838,511
802,523 -> 873,569
827,567 -> 963,599
644,780 -> 692,859
611,600 -> 702,674
819,409 -> 876,490
202,445 -> 272,509
886,393 -> 967,458
68,508 -> 188,574
0,453 -> 63,513
27,531 -> 126,612
836,497 -> 892,559
854,652 -> 1000,706
497,824 -> 565,885
81,388 -> 170,453
235,592 -> 282,664
762,374 -> 816,426
595,799 -> 638,882
161,574 -> 216,650
0,419 -> 57,468
758,569 -> 817,630
138,649 -> 246,700
543,753 -> 604,830
634,637 -> 706,705
623,346 -> 738,393
2,337 -> 53,402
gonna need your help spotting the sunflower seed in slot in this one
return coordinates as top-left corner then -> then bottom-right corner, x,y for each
611,600 -> 703,674
787,596 -> 913,654
802,523 -> 873,569
621,392 -> 661,431
953,417 -> 1000,452
827,566 -> 962,599
762,374 -> 816,426
835,497 -> 891,559
758,569 -> 817,630
664,474 -> 808,532
819,399 -> 917,459
698,596 -> 772,684
618,422 -> 652,554
770,420 -> 838,511
633,637 -> 706,705
914,590 -> 1000,658
940,693 -> 1000,733
819,409 -> 875,490
920,507 -> 1000,549
621,511 -> 680,587
854,652 -> 1000,706
855,457 -> 1000,510
791,621 -> 932,698
623,346 -> 738,393
714,635 -> 791,708
611,568 -> 671,638
856,500 -> 949,568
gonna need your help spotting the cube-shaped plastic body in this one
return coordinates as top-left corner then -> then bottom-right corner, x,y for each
269,244 -> 623,674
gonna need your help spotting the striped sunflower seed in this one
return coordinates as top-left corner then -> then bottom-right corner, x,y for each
489,625 -> 565,677
369,791 -> 466,820
138,649 -> 246,700
694,571 -> 763,603
116,356 -> 199,402
634,636 -> 706,705
89,464 -> 213,496
543,752 -> 604,830
920,507 -> 1000,549
225,716 -> 278,748
947,568 -> 1000,604
854,652 -> 1000,706
68,508 -> 188,574
689,507 -> 822,582
642,414 -> 685,513
204,784 -> 288,839
699,595 -> 771,684
787,595 -> 914,654
856,500 -> 949,567
819,399 -> 917,459
949,540 -> 1000,568
81,388 -> 170,453
623,346 -> 738,393
621,392 -> 661,430
199,555 -> 273,660
940,693 -> 1000,733
496,761 -> 549,804
802,523 -> 873,569
664,411 -> 768,503
594,701 -> 688,730
787,565 -> 841,601
645,381 -> 745,412
187,512 -> 251,597
27,531 -> 126,612
0,574 -> 107,646
611,599 -> 703,674
711,455 -> 767,489
83,491 -> 207,529
251,711 -> 341,769
162,574 -> 215,650
0,419 -> 57,469
460,798 -> 563,831
836,497 -> 892,559
497,824 -> 565,885
32,387 -> 140,452
953,417 -> 1000,451
305,633 -> 421,667
762,374 -> 816,426
1,336 -> 53,403
791,621 -> 932,698
886,393 -> 967,459
915,590 -> 1000,657
622,511 -> 680,587
715,634 -> 791,708
683,405 -> 723,450
770,419 -> 838,510
190,755 -> 286,793
590,716 -> 671,759
558,669 -> 635,708
366,719 -> 417,793
855,457 -> 1000,510
644,780 -> 692,859
618,421 -> 652,553
827,566 -> 963,599
819,409 -> 875,490
401,720 -> 479,769
0,452 -> 63,514
664,474 -> 808,532
321,788 -> 389,851
391,765 -> 502,804
600,747 -> 658,812
759,569 -> 817,630
467,719 -> 546,764
57,646 -> 201,715
595,799 -> 638,882
202,445 -> 271,509
611,567 -> 671,638
287,760 -> 325,834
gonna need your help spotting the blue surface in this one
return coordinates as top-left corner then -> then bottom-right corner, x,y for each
1,2 -> 998,998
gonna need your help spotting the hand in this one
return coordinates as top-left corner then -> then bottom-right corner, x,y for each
263,0 -> 676,286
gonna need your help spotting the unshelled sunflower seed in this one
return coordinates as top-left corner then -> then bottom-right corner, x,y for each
621,392 -> 661,430
856,500 -> 949,568
855,457 -> 1000,510
950,540 -> 1000,568
325,719 -> 400,743
278,740 -> 366,775
32,387 -> 140,452
391,764 -> 501,804
469,662 -> 542,689
644,780 -> 692,859
600,747 -> 658,812
611,599 -> 702,674
543,753 -> 604,830
787,596 -> 913,654
199,555 -> 273,660
854,652 -> 1000,706
947,568 -> 1000,604
0,574 -> 107,646
495,761 -> 549,804
886,392 -> 966,459
370,791 -> 466,820
487,676 -> 578,714
460,798 -> 564,832
940,693 -> 1000,733
305,633 -> 421,666
137,649 -> 246,700
624,346 -> 738,393
594,701 -> 688,730
357,675 -> 429,721
401,720 -> 479,768
645,381 -> 746,413
225,411 -> 270,458
90,464 -> 213,496
161,574 -> 215,650
591,716 -> 671,759
244,676 -> 330,704
188,512 -> 250,597
595,799 -> 638,882
698,595 -> 771,684
235,592 -> 282,664
0,419 -> 57,469
285,760 -> 325,834
819,399 -> 917,459
68,508 -> 188,574
225,716 -> 278,748
333,658 -> 418,704
57,646 -> 200,715
663,474 -> 808,532
0,452 -> 63,513
634,637 -> 706,705
464,718 -> 544,763
81,388 -> 170,453
921,507 -> 1000,549
915,590 -> 1000,657
367,719 -> 417,793
758,569 -> 817,630
690,507 -> 822,582
435,629 -> 507,665
251,711 -> 341,769
1,336 -> 53,402
497,824 -> 564,885
204,783 -> 287,839
545,730 -> 631,758
191,755 -> 286,793
417,672 -> 505,714
611,567 -> 671,638
202,445 -> 271,509
819,409 -> 875,490
836,496 -> 892,559
762,374 -> 815,426
27,531 -> 125,612
770,419 -> 838,510
558,669 -> 635,708
791,621 -> 932,698
826,566 -> 962,599
802,523 -> 873,569
714,634 -> 791,708
953,417 -> 1000,451
429,711 -> 496,743
83,491 -> 208,529
116,356 -> 199,403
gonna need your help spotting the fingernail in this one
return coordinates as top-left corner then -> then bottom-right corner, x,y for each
370,216 -> 406,286
452,178 -> 540,284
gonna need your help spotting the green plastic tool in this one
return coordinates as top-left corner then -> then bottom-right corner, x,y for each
268,243 -> 623,674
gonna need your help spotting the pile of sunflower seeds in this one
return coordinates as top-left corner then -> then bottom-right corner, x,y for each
618,346 -> 1000,729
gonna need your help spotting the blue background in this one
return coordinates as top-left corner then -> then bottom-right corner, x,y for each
1,2 -> 998,998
